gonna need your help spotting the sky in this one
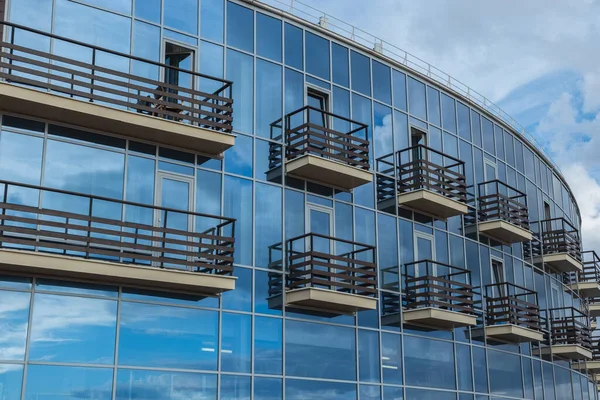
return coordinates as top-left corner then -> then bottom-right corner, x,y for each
292,0 -> 600,251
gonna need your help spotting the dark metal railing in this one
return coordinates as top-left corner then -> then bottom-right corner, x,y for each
404,260 -> 475,315
532,217 -> 582,263
477,180 -> 529,230
0,21 -> 233,132
376,145 -> 467,205
549,307 -> 592,349
485,282 -> 542,331
0,180 -> 235,274
268,106 -> 370,171
580,251 -> 600,285
592,335 -> 600,360
268,233 -> 377,297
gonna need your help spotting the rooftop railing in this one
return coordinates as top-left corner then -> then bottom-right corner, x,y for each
268,233 -> 377,297
404,260 -> 476,315
0,21 -> 233,132
376,145 -> 467,205
0,180 -> 235,274
484,282 -> 542,332
549,307 -> 592,349
477,180 -> 529,230
269,105 -> 370,171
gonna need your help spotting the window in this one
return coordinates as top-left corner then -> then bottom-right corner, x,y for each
164,41 -> 194,89
307,86 -> 330,128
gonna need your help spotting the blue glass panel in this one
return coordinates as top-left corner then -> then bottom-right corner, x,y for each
379,214 -> 399,289
408,77 -> 427,120
121,287 -> 218,308
126,157 -> 154,221
405,388 -> 455,400
10,0 -> 52,30
457,102 -> 471,141
135,0 -> 160,22
131,21 -> 160,81
225,133 -> 253,177
383,386 -> 403,400
116,369 -> 217,399
0,290 -> 29,361
286,320 -> 355,380
222,267 -> 251,312
55,0 -> 130,53
482,116 -> 495,155
284,23 -> 303,70
0,130 -> 43,185
220,375 -> 250,400
554,366 -> 572,400
227,1 -> 253,52
256,183 -> 282,268
0,364 -> 22,399
196,169 -> 221,216
82,0 -> 131,14
285,68 -> 304,119
285,189 -> 304,240
543,362 -> 556,400
351,50 -> 371,96
305,32 -> 329,80
36,279 -> 117,296
471,110 -> 482,148
286,379 -> 357,400
359,329 -> 380,382
254,377 -> 282,400
405,335 -> 455,389
356,207 -> 375,246
44,139 -> 125,200
257,12 -> 282,62
427,86 -> 441,126
226,49 -> 254,134
118,302 -> 218,370
394,110 -> 409,151
352,93 -> 372,142
0,275 -> 31,290
332,43 -> 349,87
221,313 -> 251,373
441,93 -> 457,134
255,270 -> 282,315
360,385 -> 381,400
381,333 -> 402,384
473,346 -> 488,393
257,60 -> 282,138
254,316 -> 282,375
374,103 -> 393,162
456,344 -> 473,391
25,365 -> 113,400
392,70 -> 407,111
29,294 -> 116,364
224,176 -> 252,265
200,41 -> 224,80
373,60 -> 391,104
164,0 -> 197,34
201,0 -> 224,43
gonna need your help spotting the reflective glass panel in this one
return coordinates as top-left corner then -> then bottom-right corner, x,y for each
254,316 -> 282,375
25,365 -> 113,400
257,12 -> 282,62
254,377 -> 282,400
405,335 -> 455,389
286,379 -> 357,400
408,77 -> 427,120
164,0 -> 197,34
116,369 -> 217,400
0,290 -> 30,361
227,1 -> 254,52
373,60 -> 392,104
221,313 -> 251,373
332,43 -> 349,87
226,49 -> 254,134
224,176 -> 252,265
0,131 -> 43,185
305,32 -> 330,80
284,23 -> 303,70
135,0 -> 160,22
351,50 -> 371,96
256,60 -> 282,138
0,364 -> 22,399
201,0 -> 224,43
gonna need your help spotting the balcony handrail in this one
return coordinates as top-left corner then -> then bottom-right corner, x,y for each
580,251 -> 600,284
1,21 -> 232,88
477,179 -> 527,200
287,232 -> 375,250
404,259 -> 471,280
484,282 -> 538,299
397,144 -> 465,169
548,306 -> 592,347
484,282 -> 542,331
285,105 -> 369,133
0,180 -> 235,223
535,217 -> 579,235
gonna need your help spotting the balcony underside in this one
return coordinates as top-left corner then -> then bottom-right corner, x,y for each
388,189 -> 468,220
269,155 -> 373,190
568,281 -> 600,298
574,361 -> 600,372
477,220 -> 532,244
547,345 -> 593,360
0,248 -> 236,295
477,324 -> 544,343
268,287 -> 377,316
589,304 -> 600,318
402,307 -> 477,330
0,82 -> 235,156
533,253 -> 583,273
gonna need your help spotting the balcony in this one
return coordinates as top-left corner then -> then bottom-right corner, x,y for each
472,180 -> 532,244
376,145 -> 468,219
268,234 -> 378,316
568,251 -> 600,298
530,218 -> 583,273
574,335 -> 600,373
0,22 -> 235,156
267,106 -> 372,190
547,307 -> 592,360
402,260 -> 477,330
477,282 -> 544,343
0,180 -> 236,295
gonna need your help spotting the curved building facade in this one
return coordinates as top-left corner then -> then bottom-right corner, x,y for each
0,0 -> 597,399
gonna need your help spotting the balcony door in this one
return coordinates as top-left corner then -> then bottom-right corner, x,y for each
490,258 -> 505,298
414,232 -> 435,276
155,172 -> 195,269
306,204 -> 334,288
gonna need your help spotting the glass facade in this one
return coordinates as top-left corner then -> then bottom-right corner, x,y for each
0,0 -> 595,399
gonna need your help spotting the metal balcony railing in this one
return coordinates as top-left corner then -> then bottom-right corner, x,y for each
376,145 -> 467,205
404,260 -> 475,315
268,233 -> 377,297
477,180 -> 529,230
0,21 -> 233,132
0,180 -> 235,274
268,105 -> 370,171
549,307 -> 592,349
485,282 -> 542,332
531,218 -> 583,263
580,251 -> 600,285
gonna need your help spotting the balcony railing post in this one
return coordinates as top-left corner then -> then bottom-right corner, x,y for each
85,197 -> 93,259
0,183 -> 7,248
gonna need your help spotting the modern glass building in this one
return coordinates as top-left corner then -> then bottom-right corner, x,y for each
0,0 -> 597,399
